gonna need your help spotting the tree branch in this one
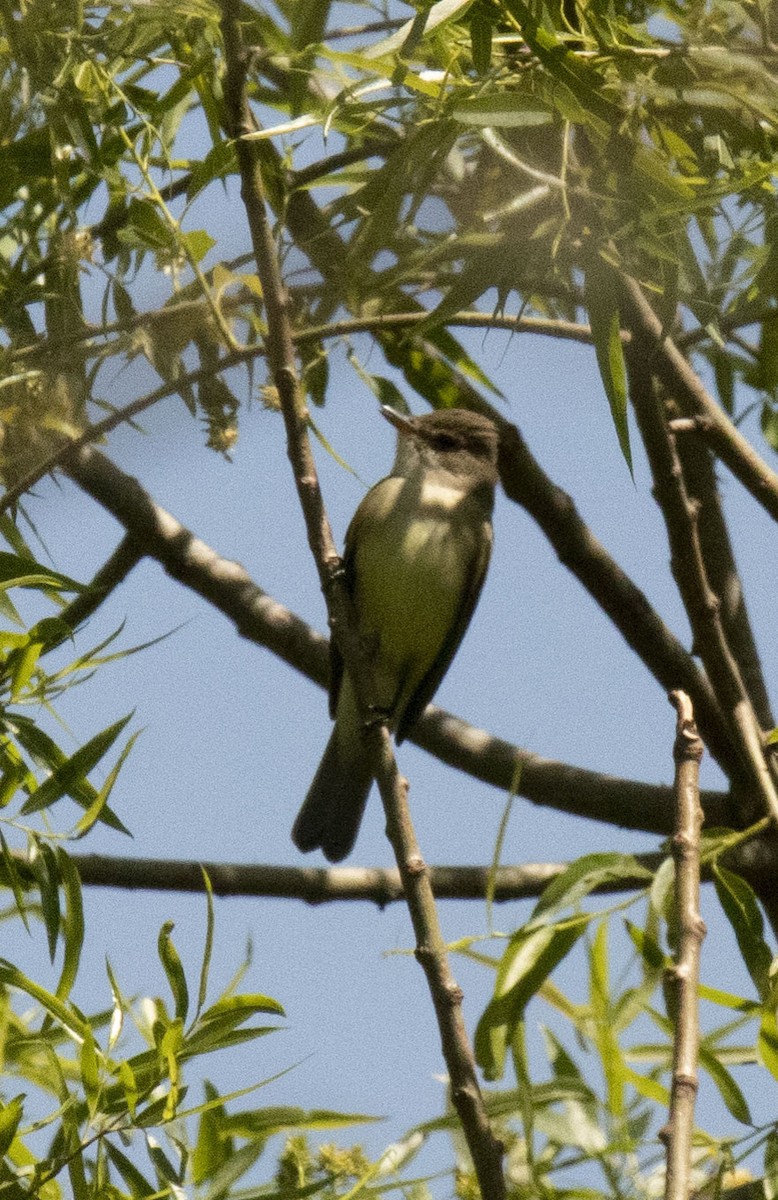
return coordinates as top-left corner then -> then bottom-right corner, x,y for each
620,276 -> 778,526
54,535 -> 144,644
62,443 -> 733,833
661,691 -> 705,1200
4,851 -> 662,903
626,345 -> 778,825
669,406 -> 773,731
219,4 -> 506,1194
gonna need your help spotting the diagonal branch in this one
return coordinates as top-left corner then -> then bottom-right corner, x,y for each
53,535 -> 144,645
620,276 -> 778,526
219,4 -> 506,1195
626,340 -> 778,826
62,443 -> 732,833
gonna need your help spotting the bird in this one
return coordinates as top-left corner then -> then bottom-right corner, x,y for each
292,405 -> 500,861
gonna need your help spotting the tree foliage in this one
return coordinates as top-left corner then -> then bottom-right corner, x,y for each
0,0 -> 777,1195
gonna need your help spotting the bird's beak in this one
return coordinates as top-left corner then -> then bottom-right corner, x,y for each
380,406 -> 415,437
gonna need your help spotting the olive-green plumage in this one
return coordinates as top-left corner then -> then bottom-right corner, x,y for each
292,407 -> 499,861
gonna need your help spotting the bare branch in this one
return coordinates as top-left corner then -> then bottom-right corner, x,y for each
53,535 -> 144,645
661,691 -> 705,1200
620,277 -> 778,526
5,852 -> 663,902
626,345 -> 778,825
63,443 -> 732,833
219,4 -> 506,1193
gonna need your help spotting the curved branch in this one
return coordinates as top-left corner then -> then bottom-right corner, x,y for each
219,5 -> 506,1194
626,343 -> 778,824
620,276 -> 778,526
63,444 -> 732,832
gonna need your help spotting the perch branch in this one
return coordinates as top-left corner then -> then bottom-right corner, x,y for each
219,3 -> 506,1193
661,691 -> 705,1200
63,443 -> 732,833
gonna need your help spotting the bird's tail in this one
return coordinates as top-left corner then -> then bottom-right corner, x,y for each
292,725 -> 374,862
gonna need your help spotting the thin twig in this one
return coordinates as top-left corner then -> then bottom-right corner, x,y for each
626,344 -> 778,825
661,691 -> 705,1200
219,4 -> 506,1194
53,535 -> 144,645
620,276 -> 778,526
669,401 -> 773,731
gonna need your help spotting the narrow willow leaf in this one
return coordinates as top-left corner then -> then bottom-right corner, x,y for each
714,865 -> 771,1002
80,1025 -> 100,1113
0,1095 -> 24,1160
366,0 -> 477,59
0,832 -> 30,933
758,1010 -> 778,1082
0,959 -> 88,1039
453,94 -> 554,127
193,1081 -> 230,1186
104,1139 -> 156,1194
584,259 -> 632,472
475,919 -> 588,1079
469,9 -> 492,74
765,1130 -> 778,1200
158,921 -> 189,1024
698,1043 -> 751,1125
28,840 -> 60,962
10,717 -> 129,833
197,868 -> 215,1019
73,729 -> 139,838
56,849 -> 84,1002
532,853 -> 652,922
20,714 -> 134,817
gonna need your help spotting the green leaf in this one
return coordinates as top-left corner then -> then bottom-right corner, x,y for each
0,831 -> 31,933
80,1025 -> 100,1113
453,93 -> 554,128
73,728 -> 139,839
532,853 -> 652,922
765,1130 -> 778,1200
158,921 -> 189,1024
56,848 -> 84,1002
27,839 -> 60,962
0,552 -> 82,593
0,1095 -> 24,1160
0,959 -> 88,1039
759,1010 -> 778,1083
714,865 -> 772,1002
104,1139 -> 156,1195
10,717 -> 129,833
698,1042 -> 752,1125
181,229 -> 216,264
469,9 -> 492,74
20,713 -> 134,817
197,869 -> 215,1020
475,918 -> 588,1079
193,1081 -> 231,1186
366,0 -> 477,59
584,258 -> 631,472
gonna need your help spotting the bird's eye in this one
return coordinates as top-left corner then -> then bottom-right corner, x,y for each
434,434 -> 458,451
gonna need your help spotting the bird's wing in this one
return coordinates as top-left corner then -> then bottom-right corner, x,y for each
395,517 -> 493,744
329,477 -> 400,717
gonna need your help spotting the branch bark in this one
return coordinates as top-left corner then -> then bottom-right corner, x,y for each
219,4 -> 506,1194
626,342 -> 778,826
661,691 -> 705,1200
62,443 -> 733,834
620,276 -> 778,527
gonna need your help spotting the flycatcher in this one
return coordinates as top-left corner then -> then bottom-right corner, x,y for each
292,406 -> 500,861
